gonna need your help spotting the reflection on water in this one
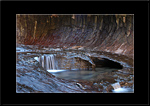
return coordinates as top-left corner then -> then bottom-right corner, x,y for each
48,68 -> 118,81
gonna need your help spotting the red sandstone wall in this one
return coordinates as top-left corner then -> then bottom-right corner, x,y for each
16,15 -> 134,58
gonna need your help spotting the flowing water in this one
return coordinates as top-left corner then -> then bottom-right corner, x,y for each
112,87 -> 134,93
34,55 -> 119,81
111,82 -> 134,93
34,54 -> 57,70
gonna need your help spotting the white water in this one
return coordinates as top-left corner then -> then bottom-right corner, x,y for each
112,88 -> 134,93
34,54 -> 56,70
46,55 -> 55,70
34,57 -> 39,61
111,82 -> 134,93
47,70 -> 66,73
111,82 -> 121,89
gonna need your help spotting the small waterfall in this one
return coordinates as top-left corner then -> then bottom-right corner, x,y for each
111,82 -> 121,89
111,82 -> 134,93
46,55 -> 56,70
41,55 -> 44,68
34,54 -> 56,70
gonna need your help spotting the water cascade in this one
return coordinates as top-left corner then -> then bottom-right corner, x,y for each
35,54 -> 56,70
111,82 -> 121,89
46,55 -> 56,70
111,82 -> 134,93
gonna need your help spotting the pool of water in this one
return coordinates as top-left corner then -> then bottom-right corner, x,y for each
48,67 -> 118,81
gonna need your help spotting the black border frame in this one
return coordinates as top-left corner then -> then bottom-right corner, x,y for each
0,1 -> 149,105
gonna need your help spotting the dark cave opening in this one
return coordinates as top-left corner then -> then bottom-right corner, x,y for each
92,57 -> 123,69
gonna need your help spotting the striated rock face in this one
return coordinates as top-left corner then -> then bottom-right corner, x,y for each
16,14 -> 134,58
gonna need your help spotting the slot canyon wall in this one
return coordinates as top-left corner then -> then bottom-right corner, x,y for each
16,14 -> 134,93
16,14 -> 134,59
